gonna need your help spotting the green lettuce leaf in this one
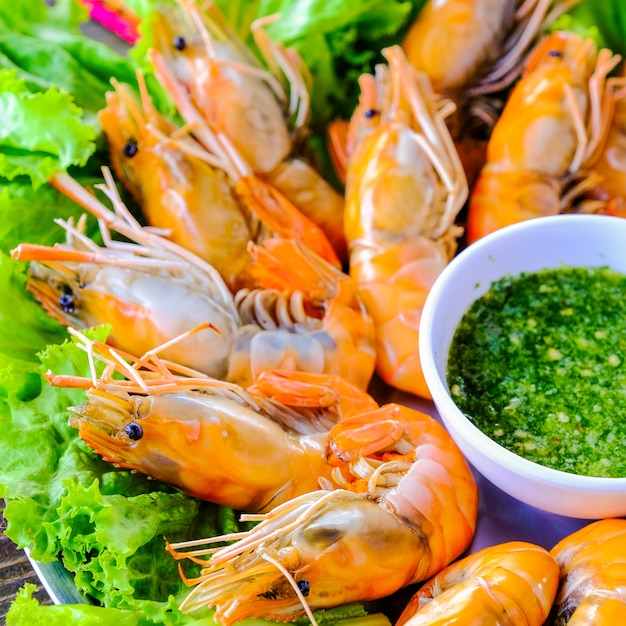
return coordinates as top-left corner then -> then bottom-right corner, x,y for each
550,0 -> 626,55
7,584 -> 385,626
0,286 -> 231,621
0,177 -> 104,254
0,70 -> 96,187
0,0 -> 138,125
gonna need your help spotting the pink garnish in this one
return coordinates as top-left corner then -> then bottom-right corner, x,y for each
81,0 -> 140,45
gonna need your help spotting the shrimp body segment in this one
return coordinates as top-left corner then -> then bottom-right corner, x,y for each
169,403 -> 478,623
550,518 -> 626,624
229,238 -> 376,390
344,45 -> 467,398
396,541 -> 560,626
467,31 -> 621,242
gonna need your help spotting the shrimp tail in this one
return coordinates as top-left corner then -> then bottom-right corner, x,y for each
234,176 -> 342,269
326,406 -> 408,464
247,237 -> 347,301
248,370 -> 378,417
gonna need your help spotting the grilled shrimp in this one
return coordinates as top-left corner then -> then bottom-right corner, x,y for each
343,45 -> 467,399
14,171 -> 374,389
98,71 -> 259,289
466,31 -> 621,242
397,0 -> 581,186
12,169 -> 241,380
148,43 -> 342,269
168,403 -> 478,624
402,0 -> 579,101
47,329 -> 379,512
396,541 -> 560,626
149,0 -> 347,260
550,518 -> 626,624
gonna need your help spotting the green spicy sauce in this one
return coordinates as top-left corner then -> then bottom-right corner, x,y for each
447,266 -> 626,478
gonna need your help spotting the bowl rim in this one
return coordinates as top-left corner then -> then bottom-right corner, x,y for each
420,214 -> 626,488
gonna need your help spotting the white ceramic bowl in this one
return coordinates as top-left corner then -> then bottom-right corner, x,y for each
420,214 -> 626,519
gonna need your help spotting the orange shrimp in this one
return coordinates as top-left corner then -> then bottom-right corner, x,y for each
14,171 -> 375,390
396,0 -> 581,188
149,0 -> 347,261
343,45 -> 467,399
98,71 -> 260,290
396,541 -> 560,626
550,518 -> 626,623
47,328 -> 379,512
12,169 -> 241,380
466,31 -> 621,243
402,0 -> 579,100
167,403 -> 478,624
148,44 -> 342,269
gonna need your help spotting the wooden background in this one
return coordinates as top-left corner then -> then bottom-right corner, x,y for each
0,500 -> 52,621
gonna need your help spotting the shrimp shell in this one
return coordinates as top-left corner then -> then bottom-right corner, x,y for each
550,518 -> 626,624
344,45 -> 467,398
150,1 -> 348,261
466,31 -> 621,242
12,169 -> 241,380
50,330 -> 380,513
98,72 -> 260,289
396,541 -> 560,625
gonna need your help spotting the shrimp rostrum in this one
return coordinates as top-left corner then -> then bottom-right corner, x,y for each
47,327 -> 379,513
167,403 -> 478,624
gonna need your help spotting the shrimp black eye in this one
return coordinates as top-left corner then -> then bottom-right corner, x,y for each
173,36 -> 187,51
297,580 -> 310,596
123,140 -> 138,158
125,422 -> 143,440
548,49 -> 563,58
58,293 -> 75,313
364,108 -> 378,119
